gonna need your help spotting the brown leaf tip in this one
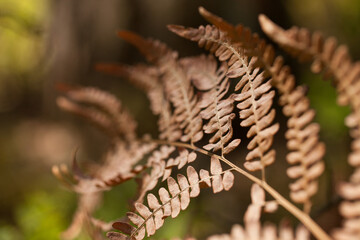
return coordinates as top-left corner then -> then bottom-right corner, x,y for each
167,25 -> 185,34
258,14 -> 277,35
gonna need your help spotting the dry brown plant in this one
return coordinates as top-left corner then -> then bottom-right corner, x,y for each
53,7 -> 360,240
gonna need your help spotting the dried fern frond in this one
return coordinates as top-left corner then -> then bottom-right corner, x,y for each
280,85 -> 325,213
168,23 -> 279,177
52,139 -> 154,194
131,145 -> 178,205
180,54 -> 241,156
53,7 -> 360,240
333,153 -> 360,239
258,15 -> 360,237
95,63 -> 161,114
258,14 -> 360,110
108,165 -> 234,240
57,84 -> 137,141
54,85 -> 159,194
184,8 -> 325,211
118,31 -> 203,144
96,63 -> 182,141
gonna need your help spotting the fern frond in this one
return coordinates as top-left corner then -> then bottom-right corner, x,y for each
283,85 -> 325,212
333,165 -> 360,239
258,15 -> 360,235
53,140 -> 154,194
132,145 -> 177,205
184,8 -> 326,211
118,31 -> 203,144
95,63 -> 161,114
168,24 -> 279,176
180,54 -> 241,156
95,63 -> 182,142
108,165 -> 234,240
57,84 -> 137,141
258,14 -> 360,110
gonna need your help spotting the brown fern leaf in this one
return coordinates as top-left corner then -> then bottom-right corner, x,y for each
52,139 -> 155,194
118,31 -> 203,143
283,85 -> 325,212
95,63 -> 161,114
190,8 -> 325,211
108,166 -> 234,240
162,148 -> 197,181
132,145 -> 177,204
132,145 -> 201,206
57,84 -> 137,141
258,14 -> 360,110
95,63 -> 182,142
198,7 -> 263,53
57,96 -> 116,138
333,168 -> 360,239
180,54 -> 241,156
94,140 -> 154,188
210,156 -> 235,192
258,15 -> 360,172
168,24 -> 279,174
95,63 -> 158,94
258,15 -> 360,232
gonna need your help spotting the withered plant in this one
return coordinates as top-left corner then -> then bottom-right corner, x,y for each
53,7 -> 360,240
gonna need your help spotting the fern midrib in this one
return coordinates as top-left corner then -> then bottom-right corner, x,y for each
214,85 -> 226,157
160,97 -> 175,139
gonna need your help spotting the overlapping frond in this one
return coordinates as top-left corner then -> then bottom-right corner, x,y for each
52,139 -> 154,194
168,23 -> 279,175
184,8 -> 325,210
108,165 -> 234,240
56,84 -> 137,141
258,14 -> 360,110
95,63 -> 182,142
118,31 -> 203,144
281,85 -> 325,212
53,86 -> 157,193
180,54 -> 241,156
258,16 -> 360,236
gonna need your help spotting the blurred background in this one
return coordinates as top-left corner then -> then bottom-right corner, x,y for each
0,0 -> 359,239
